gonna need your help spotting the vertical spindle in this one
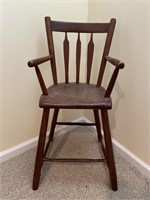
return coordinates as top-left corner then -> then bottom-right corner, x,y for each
87,33 -> 94,84
76,33 -> 81,83
63,32 -> 69,83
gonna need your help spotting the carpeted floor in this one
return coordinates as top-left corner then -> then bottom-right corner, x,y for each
0,126 -> 150,200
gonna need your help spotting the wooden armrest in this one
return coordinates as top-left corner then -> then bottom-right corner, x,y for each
28,55 -> 52,67
106,56 -> 124,69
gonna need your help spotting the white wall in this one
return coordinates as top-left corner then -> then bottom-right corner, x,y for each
88,0 -> 150,165
1,0 -> 150,166
1,0 -> 88,151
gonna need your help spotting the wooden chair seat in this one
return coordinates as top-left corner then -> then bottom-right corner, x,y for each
39,83 -> 112,109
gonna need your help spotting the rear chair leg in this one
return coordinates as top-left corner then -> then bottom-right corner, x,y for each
32,108 -> 50,190
93,109 -> 106,157
101,109 -> 118,191
93,109 -> 103,142
49,109 -> 59,141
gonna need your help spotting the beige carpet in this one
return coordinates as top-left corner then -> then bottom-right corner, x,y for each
0,126 -> 150,200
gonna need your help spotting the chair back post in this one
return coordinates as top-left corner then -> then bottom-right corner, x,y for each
96,18 -> 116,87
45,17 -> 58,85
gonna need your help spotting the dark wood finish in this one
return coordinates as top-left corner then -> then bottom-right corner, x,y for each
39,83 -> 112,109
32,108 -> 50,190
105,67 -> 119,98
93,109 -> 102,142
28,16 -> 125,191
87,33 -> 94,84
76,33 -> 81,83
35,66 -> 48,95
45,17 -> 58,85
28,55 -> 52,67
56,122 -> 95,126
63,33 -> 69,83
44,109 -> 59,157
43,158 -> 106,162
101,109 -> 117,191
97,18 -> 116,87
93,109 -> 106,158
51,20 -> 110,33
106,55 -> 125,69
105,56 -> 124,98
49,109 -> 59,141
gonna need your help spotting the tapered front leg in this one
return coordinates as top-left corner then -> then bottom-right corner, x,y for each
101,109 -> 118,191
32,108 -> 50,190
44,109 -> 59,157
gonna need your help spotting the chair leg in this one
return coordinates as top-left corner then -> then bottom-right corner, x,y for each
93,109 -> 103,142
101,109 -> 118,191
93,109 -> 106,157
49,109 -> 59,141
44,109 -> 59,157
32,108 -> 50,190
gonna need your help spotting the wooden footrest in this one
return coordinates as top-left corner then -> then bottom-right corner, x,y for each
56,122 -> 96,126
43,157 -> 106,163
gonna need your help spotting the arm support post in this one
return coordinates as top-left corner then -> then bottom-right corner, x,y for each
105,56 -> 124,97
27,55 -> 52,95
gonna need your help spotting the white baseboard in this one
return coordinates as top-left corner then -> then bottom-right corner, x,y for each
112,139 -> 150,179
82,117 -> 150,179
0,136 -> 39,163
0,117 -> 83,163
0,116 -> 150,180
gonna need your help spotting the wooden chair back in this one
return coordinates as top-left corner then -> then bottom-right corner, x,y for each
45,17 -> 116,87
